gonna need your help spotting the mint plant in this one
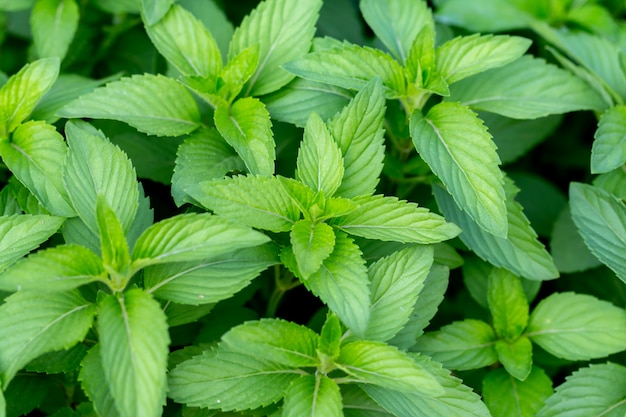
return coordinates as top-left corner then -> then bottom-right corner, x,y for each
0,0 -> 624,416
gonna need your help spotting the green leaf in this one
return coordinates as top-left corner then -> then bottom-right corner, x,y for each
362,353 -> 491,417
488,268 -> 529,341
495,337 -> 533,381
0,289 -> 95,388
31,0 -> 79,60
0,121 -> 74,216
436,0 -> 534,32
131,212 -> 269,268
145,244 -> 277,305
296,112 -> 344,196
304,232 -> 370,337
550,205 -> 602,273
214,97 -> 274,176
0,57 -> 59,137
145,4 -> 222,79
569,183 -> 626,282
483,367 -> 553,417
190,175 -> 300,232
141,0 -> 173,25
329,77 -> 386,198
0,214 -> 64,272
411,102 -> 507,237
216,45 -> 259,103
337,340 -> 443,396
168,348 -> 301,411
433,179 -> 559,280
594,168 -> 626,199
0,244 -> 105,292
177,0 -> 233,61
284,44 -> 406,98
63,120 -> 139,236
79,345 -> 119,417
527,292 -> 626,361
359,0 -> 432,63
291,219 -> 335,279
98,289 -> 169,417
25,343 -> 87,374
413,319 -> 498,371
283,375 -> 342,417
229,0 -> 322,96
318,313 -> 342,360
446,55 -> 606,119
436,34 -> 531,84
0,0 -> 35,11
332,194 -> 460,244
58,74 -> 201,137
96,196 -> 131,280
221,319 -> 320,368
365,245 -> 434,343
537,362 -> 626,417
592,106 -> 626,174
341,385 -> 392,417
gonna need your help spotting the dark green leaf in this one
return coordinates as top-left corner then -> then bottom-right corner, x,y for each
483,366 -> 553,417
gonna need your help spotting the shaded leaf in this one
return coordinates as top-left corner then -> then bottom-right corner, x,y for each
483,367 -> 553,417
592,105 -> 626,174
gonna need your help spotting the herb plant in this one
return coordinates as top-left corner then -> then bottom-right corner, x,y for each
0,0 -> 624,416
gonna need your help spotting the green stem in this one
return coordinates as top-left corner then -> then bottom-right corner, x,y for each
266,266 -> 301,317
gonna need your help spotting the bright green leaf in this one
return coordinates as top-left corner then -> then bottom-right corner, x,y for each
58,74 -> 201,137
291,219 -> 335,279
488,268 -> 529,341
283,375 -> 342,417
495,337 -> 533,381
341,385 -> 392,417
319,312 -> 342,361
594,168 -> 626,199
31,0 -> 79,60
411,102 -> 507,237
217,45 -> 259,103
96,196 -> 130,280
79,345 -> 119,417
483,366 -> 553,417
141,0 -> 173,25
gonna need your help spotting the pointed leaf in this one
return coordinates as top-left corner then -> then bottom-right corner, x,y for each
319,313 -> 342,360
495,337 -> 533,381
141,0 -> 173,25
283,375 -> 342,417
569,183 -> 626,282
483,367 -> 553,417
0,57 -> 59,137
526,292 -> 626,361
131,212 -> 269,268
329,77 -> 386,198
332,194 -> 460,244
98,289 -> 169,417
488,268 -> 529,341
96,196 -> 130,277
411,102 -> 507,237
0,289 -> 95,387
79,345 -> 119,417
434,180 -> 559,280
31,0 -> 79,60
0,244 -> 105,292
214,97 -> 274,176
58,74 -> 201,137
446,55 -> 606,119
592,105 -> 626,174
365,245 -> 434,343
296,112 -> 344,196
537,362 -> 626,417
0,121 -> 73,216
229,0 -> 322,96
413,319 -> 498,371
145,4 -> 222,79
291,219 -> 335,279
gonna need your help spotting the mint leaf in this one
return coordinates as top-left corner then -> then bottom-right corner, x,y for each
434,179 -> 559,280
436,34 -> 531,84
411,102 -> 507,237
229,0 -> 322,96
145,244 -> 277,305
131,212 -> 269,268
495,337 -> 533,381
318,313 -> 342,360
569,183 -> 626,282
483,367 -> 553,417
488,268 -> 529,341
446,55 -> 606,119
58,74 -> 201,137
291,219 -> 335,279
98,289 -> 170,417
304,231 -> 370,337
537,363 -> 626,417
96,196 -> 131,280
190,175 -> 300,232
414,319 -> 498,371
0,244 -> 105,293
330,77 -> 386,199
341,385 -> 392,416
216,45 -> 259,103
0,121 -> 74,216
296,112 -> 343,196
145,4 -> 222,79
527,292 -> 626,361
365,245 -> 434,343
0,57 -> 59,137
214,97 -> 274,176
436,0 -> 533,32
594,168 -> 626,199
283,375 -> 342,417
338,340 -> 443,396
359,0 -> 432,63
31,0 -> 79,60
0,0 -> 34,11
79,345 -> 119,417
141,0 -> 173,25
592,105 -> 626,174
332,194 -> 460,244
550,205 -> 602,273
0,289 -> 95,387
63,120 -> 139,236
